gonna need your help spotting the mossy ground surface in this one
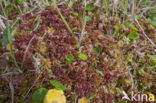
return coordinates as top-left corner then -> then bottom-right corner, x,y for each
0,0 -> 156,103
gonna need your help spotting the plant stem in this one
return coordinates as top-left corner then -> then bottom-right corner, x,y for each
6,21 -> 22,73
79,0 -> 86,48
53,0 -> 78,44
132,0 -> 136,19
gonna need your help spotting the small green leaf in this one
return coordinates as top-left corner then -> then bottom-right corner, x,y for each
1,25 -> 12,46
124,79 -> 131,85
124,21 -> 130,27
104,33 -> 109,37
86,16 -> 91,22
114,24 -> 121,32
78,52 -> 87,60
150,20 -> 156,27
124,21 -> 138,31
17,0 -> 24,4
138,69 -> 145,76
93,47 -> 100,53
32,88 -> 48,103
72,27 -> 77,31
127,32 -> 139,39
126,53 -> 133,62
85,4 -> 95,11
148,18 -> 156,27
148,13 -> 155,20
8,2 -> 18,9
50,80 -> 66,90
48,1 -> 52,6
5,8 -> 11,16
70,11 -> 78,16
149,55 -> 156,66
2,0 -> 7,6
135,15 -> 139,19
67,0 -> 75,8
66,53 -> 74,64
88,93 -> 95,100
118,41 -> 124,47
129,25 -> 138,31
34,15 -> 39,23
33,23 -> 39,31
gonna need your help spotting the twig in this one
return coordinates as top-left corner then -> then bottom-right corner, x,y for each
0,15 -> 8,20
22,14 -> 40,66
57,0 -> 68,5
135,19 -> 156,48
74,95 -> 78,103
35,0 -> 42,9
11,17 -> 20,28
136,0 -> 142,9
139,5 -> 156,15
22,35 -> 36,67
9,82 -> 14,103
0,72 -> 19,77
129,68 -> 134,91
0,17 -> 6,30
79,0 -> 87,49
140,5 -> 156,10
0,1 -> 7,18
22,15 -> 40,64
29,0 -> 33,6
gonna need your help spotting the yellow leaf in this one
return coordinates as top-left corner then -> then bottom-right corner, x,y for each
48,27 -> 54,33
6,44 -> 14,50
118,41 -> 124,47
44,89 -> 66,103
78,97 -> 88,103
130,25 -> 138,31
6,44 -> 10,50
40,43 -> 46,52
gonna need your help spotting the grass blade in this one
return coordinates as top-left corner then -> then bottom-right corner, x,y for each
53,0 -> 78,44
6,20 -> 22,73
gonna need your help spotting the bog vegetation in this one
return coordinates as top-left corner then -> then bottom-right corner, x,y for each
0,0 -> 156,103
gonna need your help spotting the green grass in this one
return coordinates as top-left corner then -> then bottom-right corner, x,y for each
6,19 -> 22,73
53,0 -> 78,44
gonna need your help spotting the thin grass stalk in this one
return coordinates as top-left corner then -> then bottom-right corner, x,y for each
79,0 -> 86,48
103,0 -> 109,15
132,0 -> 136,19
53,0 -> 78,44
119,0 -> 128,22
6,20 -> 22,73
